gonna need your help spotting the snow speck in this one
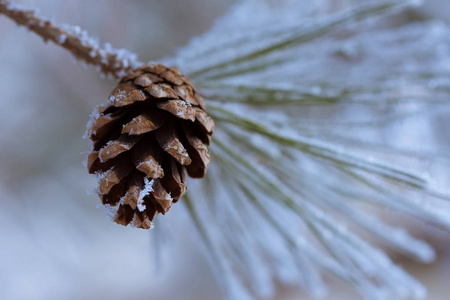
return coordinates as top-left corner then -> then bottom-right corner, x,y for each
109,90 -> 127,103
6,2 -> 26,11
137,202 -> 146,212
165,193 -> 173,201
116,90 -> 127,99
83,109 -> 100,139
103,204 -> 118,221
58,34 -> 67,44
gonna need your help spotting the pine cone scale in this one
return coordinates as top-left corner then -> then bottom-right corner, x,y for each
98,135 -> 141,162
160,157 -> 187,201
194,108 -> 215,136
134,73 -> 163,86
160,70 -> 185,86
145,83 -> 178,99
182,126 -> 211,178
98,167 -> 127,195
156,100 -> 196,121
173,85 -> 202,107
151,179 -> 173,214
122,112 -> 167,135
154,123 -> 192,166
109,82 -> 147,107
133,140 -> 165,179
122,175 -> 141,210
89,108 -> 130,144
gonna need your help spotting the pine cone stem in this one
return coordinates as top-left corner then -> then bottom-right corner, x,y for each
0,0 -> 141,78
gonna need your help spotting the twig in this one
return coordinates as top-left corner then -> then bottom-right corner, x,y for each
0,0 -> 141,78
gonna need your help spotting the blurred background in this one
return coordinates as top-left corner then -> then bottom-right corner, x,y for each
0,0 -> 449,299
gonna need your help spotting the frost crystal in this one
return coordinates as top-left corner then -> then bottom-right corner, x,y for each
137,202 -> 146,212
58,34 -> 67,44
6,2 -> 25,11
103,204 -> 118,221
58,22 -> 142,75
137,178 -> 154,212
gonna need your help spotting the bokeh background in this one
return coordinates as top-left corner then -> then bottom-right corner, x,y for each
0,0 -> 449,299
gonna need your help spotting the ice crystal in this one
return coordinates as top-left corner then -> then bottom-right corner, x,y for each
57,34 -> 66,44
137,178 -> 154,212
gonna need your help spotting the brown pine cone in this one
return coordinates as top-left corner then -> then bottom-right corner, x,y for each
86,64 -> 214,229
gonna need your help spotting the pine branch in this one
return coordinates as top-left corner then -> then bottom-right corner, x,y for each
0,0 -> 141,78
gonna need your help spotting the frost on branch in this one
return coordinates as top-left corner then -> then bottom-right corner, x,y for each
0,0 -> 142,77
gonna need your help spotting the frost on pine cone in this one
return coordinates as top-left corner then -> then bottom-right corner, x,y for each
86,64 -> 214,229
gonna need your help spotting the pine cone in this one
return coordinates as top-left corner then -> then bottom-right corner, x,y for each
86,64 -> 214,229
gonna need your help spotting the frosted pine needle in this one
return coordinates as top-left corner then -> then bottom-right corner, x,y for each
165,0 -> 450,299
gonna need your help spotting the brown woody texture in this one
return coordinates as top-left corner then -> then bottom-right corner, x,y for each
0,0 -> 138,77
86,64 -> 214,229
